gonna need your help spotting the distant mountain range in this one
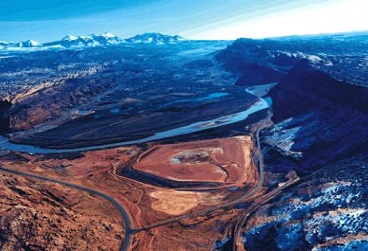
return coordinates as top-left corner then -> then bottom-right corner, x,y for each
0,33 -> 187,50
125,33 -> 186,45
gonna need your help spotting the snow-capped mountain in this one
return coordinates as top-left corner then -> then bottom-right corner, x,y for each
62,35 -> 79,42
0,32 -> 187,51
0,39 -> 43,50
125,33 -> 186,45
46,32 -> 124,48
0,41 -> 9,49
19,40 -> 43,47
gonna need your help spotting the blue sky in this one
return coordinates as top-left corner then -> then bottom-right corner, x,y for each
0,0 -> 367,42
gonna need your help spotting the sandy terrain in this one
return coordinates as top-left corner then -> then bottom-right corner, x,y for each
149,190 -> 224,215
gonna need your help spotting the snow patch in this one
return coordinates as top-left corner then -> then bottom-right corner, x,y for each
62,35 -> 78,41
101,32 -> 116,38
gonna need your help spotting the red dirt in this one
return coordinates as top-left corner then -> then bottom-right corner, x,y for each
0,172 -> 124,251
133,136 -> 255,186
0,135 -> 262,250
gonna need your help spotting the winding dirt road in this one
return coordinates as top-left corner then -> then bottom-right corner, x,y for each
0,166 -> 133,251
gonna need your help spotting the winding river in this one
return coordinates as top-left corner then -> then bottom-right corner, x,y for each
0,89 -> 272,154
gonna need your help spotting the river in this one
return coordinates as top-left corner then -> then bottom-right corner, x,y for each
0,88 -> 273,154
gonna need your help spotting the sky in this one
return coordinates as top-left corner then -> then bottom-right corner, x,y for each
0,0 -> 367,42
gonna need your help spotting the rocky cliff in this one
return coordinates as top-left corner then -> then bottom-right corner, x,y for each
0,100 -> 11,133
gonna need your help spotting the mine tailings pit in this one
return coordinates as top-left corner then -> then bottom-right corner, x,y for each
120,167 -> 222,189
0,91 -> 273,251
123,135 -> 256,189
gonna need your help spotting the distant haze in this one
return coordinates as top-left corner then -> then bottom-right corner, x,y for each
0,0 -> 367,42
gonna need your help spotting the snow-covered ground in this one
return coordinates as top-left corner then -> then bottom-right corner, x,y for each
244,161 -> 368,250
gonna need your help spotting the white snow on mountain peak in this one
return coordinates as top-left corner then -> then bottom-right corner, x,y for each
62,35 -> 78,41
0,32 -> 187,51
101,32 -> 117,38
125,33 -> 187,45
19,40 -> 42,47
80,35 -> 93,41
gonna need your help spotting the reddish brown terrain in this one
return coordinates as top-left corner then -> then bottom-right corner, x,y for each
0,172 -> 124,251
133,136 -> 255,186
1,32 -> 367,251
0,135 -> 278,250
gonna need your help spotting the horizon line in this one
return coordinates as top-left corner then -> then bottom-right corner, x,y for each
2,29 -> 368,44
